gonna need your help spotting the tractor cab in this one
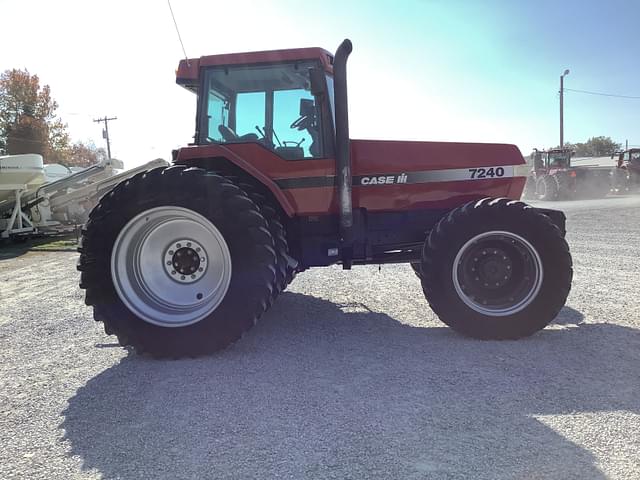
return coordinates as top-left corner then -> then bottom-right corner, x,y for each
617,148 -> 640,168
531,148 -> 572,173
544,148 -> 572,170
176,48 -> 336,161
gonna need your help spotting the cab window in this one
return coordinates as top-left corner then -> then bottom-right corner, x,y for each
202,61 -> 328,160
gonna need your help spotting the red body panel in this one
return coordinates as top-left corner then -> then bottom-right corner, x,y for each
177,140 -> 526,216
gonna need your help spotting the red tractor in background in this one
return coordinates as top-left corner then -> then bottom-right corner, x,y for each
78,40 -> 573,358
612,148 -> 640,192
522,148 -> 612,201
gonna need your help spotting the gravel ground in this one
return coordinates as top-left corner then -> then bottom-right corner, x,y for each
1,196 -> 639,480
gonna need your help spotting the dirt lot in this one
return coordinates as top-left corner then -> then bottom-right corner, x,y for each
1,197 -> 639,480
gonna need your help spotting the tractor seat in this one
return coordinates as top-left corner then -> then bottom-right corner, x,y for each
218,125 -> 259,142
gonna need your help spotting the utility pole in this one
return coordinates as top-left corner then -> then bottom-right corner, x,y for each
626,139 -> 628,150
93,116 -> 117,158
560,69 -> 570,148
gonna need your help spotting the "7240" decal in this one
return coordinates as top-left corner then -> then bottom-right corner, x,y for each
468,167 -> 505,179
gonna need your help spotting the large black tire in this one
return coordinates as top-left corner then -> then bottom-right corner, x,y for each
410,262 -> 422,279
237,181 -> 297,297
555,173 -> 573,200
78,166 -> 277,357
421,198 -> 572,340
536,175 -> 558,201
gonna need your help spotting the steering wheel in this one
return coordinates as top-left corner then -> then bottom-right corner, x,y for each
218,125 -> 238,141
290,115 -> 310,130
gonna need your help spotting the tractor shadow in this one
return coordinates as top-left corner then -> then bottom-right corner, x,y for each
61,293 -> 639,480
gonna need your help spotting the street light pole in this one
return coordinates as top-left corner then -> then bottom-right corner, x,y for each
560,69 -> 570,148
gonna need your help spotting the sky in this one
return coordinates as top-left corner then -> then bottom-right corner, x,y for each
1,0 -> 639,168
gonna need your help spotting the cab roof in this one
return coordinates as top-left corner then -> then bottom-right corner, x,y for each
176,47 -> 334,92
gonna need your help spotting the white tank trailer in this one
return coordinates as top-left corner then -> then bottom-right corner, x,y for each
0,154 -> 169,239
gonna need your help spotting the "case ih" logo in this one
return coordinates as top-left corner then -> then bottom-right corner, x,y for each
360,174 -> 408,185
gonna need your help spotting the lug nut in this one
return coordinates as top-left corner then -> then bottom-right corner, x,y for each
171,270 -> 176,275
166,261 -> 171,265
196,247 -> 201,252
191,275 -> 196,279
168,250 -> 174,255
176,243 -> 182,248
181,275 -> 185,280
187,242 -> 192,247
198,268 -> 203,272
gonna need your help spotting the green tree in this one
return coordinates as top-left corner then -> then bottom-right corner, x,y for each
582,136 -> 621,156
552,136 -> 621,156
0,68 -> 70,160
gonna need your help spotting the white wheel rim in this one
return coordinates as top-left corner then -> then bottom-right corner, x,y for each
111,206 -> 232,327
452,231 -> 543,317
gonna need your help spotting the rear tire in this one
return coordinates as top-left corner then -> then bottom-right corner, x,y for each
78,166 -> 277,357
410,262 -> 422,279
421,198 -> 572,340
536,175 -> 558,201
238,182 -> 297,298
555,173 -> 572,200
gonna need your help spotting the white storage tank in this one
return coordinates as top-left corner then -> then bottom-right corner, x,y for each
0,154 -> 45,186
0,154 -> 46,204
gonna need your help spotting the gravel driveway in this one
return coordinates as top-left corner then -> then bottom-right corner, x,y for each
1,196 -> 639,479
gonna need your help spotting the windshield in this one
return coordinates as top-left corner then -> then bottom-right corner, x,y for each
547,151 -> 570,166
202,61 -> 325,159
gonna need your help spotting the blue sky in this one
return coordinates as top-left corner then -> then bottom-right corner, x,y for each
1,0 -> 639,167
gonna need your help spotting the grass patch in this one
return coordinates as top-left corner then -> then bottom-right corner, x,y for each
29,237 -> 78,252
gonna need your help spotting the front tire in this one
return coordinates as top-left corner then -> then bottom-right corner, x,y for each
78,166 -> 277,357
421,198 -> 572,339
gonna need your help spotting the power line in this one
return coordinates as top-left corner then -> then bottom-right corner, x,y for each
167,0 -> 190,66
564,88 -> 640,100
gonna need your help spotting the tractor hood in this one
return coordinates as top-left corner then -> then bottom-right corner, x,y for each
350,139 -> 525,175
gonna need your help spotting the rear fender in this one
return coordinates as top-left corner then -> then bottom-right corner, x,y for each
175,144 -> 295,217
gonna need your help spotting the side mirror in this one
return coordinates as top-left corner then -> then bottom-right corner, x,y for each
309,67 -> 326,96
300,98 -> 315,117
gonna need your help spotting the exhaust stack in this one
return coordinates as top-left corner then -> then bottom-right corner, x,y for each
333,39 -> 353,267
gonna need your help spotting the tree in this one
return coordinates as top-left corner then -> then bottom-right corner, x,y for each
67,140 -> 107,168
552,136 -> 621,156
0,68 -> 70,159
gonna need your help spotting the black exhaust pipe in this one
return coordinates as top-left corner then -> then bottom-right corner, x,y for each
333,39 -> 353,267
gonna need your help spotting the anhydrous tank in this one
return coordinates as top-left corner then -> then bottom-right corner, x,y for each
0,154 -> 45,186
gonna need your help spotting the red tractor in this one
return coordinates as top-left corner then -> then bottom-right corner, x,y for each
522,148 -> 612,201
612,148 -> 640,192
78,40 -> 573,357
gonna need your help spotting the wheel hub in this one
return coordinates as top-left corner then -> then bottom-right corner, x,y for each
164,240 -> 207,283
452,231 -> 543,316
111,207 -> 232,327
472,248 -> 513,289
